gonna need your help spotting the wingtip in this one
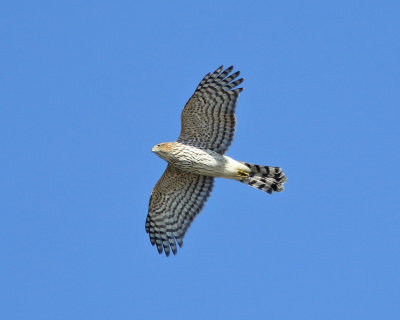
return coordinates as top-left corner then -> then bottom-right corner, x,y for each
215,65 -> 224,73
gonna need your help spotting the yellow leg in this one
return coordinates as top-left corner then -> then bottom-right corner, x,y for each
236,170 -> 249,178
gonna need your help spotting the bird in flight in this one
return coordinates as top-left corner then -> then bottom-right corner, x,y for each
146,66 -> 287,256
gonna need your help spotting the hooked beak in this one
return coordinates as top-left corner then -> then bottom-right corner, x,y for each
152,145 -> 159,153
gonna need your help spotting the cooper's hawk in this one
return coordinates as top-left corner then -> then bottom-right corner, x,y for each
146,66 -> 287,256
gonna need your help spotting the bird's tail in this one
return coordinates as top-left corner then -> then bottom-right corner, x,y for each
238,162 -> 287,194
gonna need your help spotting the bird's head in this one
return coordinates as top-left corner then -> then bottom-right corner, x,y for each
152,142 -> 173,161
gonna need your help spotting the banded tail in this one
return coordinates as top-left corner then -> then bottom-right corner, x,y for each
239,162 -> 287,194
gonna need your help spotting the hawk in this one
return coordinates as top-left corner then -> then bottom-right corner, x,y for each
146,66 -> 287,256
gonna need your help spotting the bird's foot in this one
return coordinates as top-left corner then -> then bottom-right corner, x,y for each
236,170 -> 249,178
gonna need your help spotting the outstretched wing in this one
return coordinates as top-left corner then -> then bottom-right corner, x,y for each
146,165 -> 214,256
177,65 -> 244,154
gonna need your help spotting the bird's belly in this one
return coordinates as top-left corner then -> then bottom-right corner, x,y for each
171,149 -> 228,178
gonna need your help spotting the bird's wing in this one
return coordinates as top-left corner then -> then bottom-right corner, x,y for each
177,65 -> 244,154
146,164 -> 214,256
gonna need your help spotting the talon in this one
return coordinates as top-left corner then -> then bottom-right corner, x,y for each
236,170 -> 249,178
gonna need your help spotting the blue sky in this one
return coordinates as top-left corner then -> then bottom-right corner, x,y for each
1,1 -> 399,319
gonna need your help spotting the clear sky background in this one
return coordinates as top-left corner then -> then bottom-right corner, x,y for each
1,1 -> 399,319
